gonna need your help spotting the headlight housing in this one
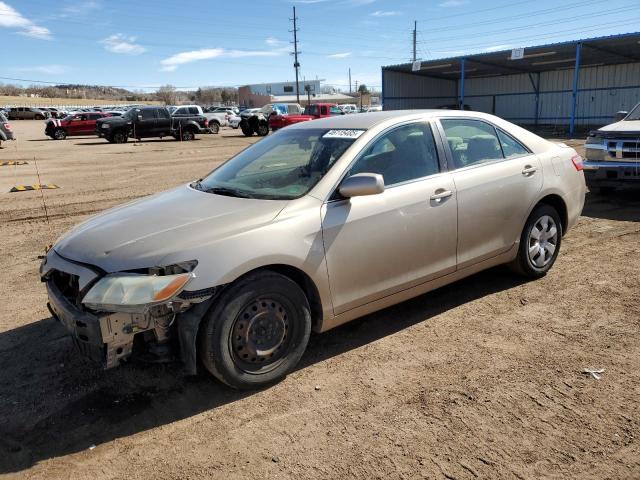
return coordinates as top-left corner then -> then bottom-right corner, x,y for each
584,134 -> 605,161
101,123 -> 110,129
82,272 -> 193,312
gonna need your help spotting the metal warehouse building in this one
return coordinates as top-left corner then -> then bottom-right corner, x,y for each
381,32 -> 640,134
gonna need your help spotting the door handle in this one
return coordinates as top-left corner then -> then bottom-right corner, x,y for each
522,165 -> 538,176
430,189 -> 453,203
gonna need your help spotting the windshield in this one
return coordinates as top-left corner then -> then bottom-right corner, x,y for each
195,128 -> 362,200
625,103 -> 640,121
121,108 -> 137,120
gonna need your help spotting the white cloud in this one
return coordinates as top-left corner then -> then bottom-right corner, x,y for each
370,10 -> 400,17
266,36 -> 287,47
0,1 -> 52,39
160,42 -> 289,71
484,44 -> 511,52
14,64 -> 69,75
101,34 -> 146,55
439,0 -> 468,6
328,52 -> 352,58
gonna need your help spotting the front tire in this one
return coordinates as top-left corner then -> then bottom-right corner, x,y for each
199,271 -> 312,390
110,130 -> 128,144
53,128 -> 66,140
179,129 -> 195,141
241,124 -> 253,136
510,204 -> 562,278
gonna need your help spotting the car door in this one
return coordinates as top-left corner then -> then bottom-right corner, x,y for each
321,121 -> 458,315
67,115 -> 83,135
156,108 -> 171,135
135,108 -> 157,137
437,117 -> 543,268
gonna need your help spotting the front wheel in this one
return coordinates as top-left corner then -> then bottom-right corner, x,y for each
241,124 -> 253,136
110,130 -> 128,144
53,128 -> 66,140
510,204 -> 562,278
199,271 -> 312,390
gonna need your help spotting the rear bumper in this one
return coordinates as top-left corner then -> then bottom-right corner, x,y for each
583,161 -> 640,187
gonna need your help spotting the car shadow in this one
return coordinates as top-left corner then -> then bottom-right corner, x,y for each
582,188 -> 640,222
0,266 -> 526,473
76,139 -> 203,146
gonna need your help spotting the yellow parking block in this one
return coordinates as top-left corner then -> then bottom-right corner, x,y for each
0,161 -> 29,166
9,184 -> 59,193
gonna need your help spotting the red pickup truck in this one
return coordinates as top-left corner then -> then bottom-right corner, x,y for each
269,103 -> 344,131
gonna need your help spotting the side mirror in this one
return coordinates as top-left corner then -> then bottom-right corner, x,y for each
614,111 -> 628,122
339,173 -> 384,198
138,115 -> 143,121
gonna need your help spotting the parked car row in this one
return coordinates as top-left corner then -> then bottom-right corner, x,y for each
0,111 -> 15,146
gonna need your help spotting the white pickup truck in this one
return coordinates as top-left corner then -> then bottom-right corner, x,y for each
169,105 -> 228,134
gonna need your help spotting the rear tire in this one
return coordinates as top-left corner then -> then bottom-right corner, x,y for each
179,129 -> 195,141
199,271 -> 311,390
257,123 -> 269,136
53,128 -> 66,140
510,204 -> 562,278
209,122 -> 220,134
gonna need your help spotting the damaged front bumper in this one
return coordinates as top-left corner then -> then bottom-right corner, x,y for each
41,249 -> 216,374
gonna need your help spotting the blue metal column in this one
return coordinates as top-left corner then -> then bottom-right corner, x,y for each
459,59 -> 466,110
569,42 -> 582,136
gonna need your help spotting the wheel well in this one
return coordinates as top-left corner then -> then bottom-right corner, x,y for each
245,265 -> 323,331
537,194 -> 568,235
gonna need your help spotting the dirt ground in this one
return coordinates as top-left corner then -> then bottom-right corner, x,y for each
0,121 -> 638,480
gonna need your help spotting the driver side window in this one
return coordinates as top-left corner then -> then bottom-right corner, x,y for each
348,123 -> 440,187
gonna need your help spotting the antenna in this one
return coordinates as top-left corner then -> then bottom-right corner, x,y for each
290,6 -> 301,104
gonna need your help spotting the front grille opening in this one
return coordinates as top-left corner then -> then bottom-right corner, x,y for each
51,270 -> 80,305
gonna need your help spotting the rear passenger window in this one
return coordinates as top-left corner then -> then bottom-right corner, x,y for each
441,119 -> 504,169
348,123 -> 440,186
497,129 -> 530,158
188,107 -> 199,115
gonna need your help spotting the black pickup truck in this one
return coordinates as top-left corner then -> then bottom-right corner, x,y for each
95,106 -> 208,143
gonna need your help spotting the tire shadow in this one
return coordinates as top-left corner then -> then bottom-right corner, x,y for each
0,266 -> 526,473
582,188 -> 640,222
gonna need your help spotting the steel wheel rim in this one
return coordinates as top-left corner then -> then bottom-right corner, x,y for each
528,215 -> 558,268
54,129 -> 65,140
230,297 -> 291,373
258,125 -> 268,135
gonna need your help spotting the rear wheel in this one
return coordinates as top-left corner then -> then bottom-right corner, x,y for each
257,123 -> 269,136
510,204 -> 562,278
199,271 -> 311,390
179,129 -> 195,141
241,125 -> 253,137
53,128 -> 66,140
35,115 -> 45,120
209,122 -> 220,134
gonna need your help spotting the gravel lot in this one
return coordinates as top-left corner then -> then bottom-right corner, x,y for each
0,121 -> 638,479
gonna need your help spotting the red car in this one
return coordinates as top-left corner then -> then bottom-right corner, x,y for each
269,103 -> 344,131
45,112 -> 111,140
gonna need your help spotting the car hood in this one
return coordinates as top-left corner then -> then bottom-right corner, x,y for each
598,120 -> 640,133
54,184 -> 288,272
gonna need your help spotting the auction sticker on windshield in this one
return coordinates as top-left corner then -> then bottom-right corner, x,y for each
323,129 -> 365,139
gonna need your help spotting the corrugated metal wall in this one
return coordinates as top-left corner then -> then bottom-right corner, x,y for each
383,70 -> 456,110
383,62 -> 640,128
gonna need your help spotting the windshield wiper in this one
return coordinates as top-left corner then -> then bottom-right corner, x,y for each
205,186 -> 253,198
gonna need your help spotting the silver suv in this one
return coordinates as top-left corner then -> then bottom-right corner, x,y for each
8,107 -> 50,120
41,110 -> 586,389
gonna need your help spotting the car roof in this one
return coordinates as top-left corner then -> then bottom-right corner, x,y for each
286,109 -> 508,130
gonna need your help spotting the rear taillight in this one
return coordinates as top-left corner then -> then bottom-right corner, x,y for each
3,123 -> 11,130
571,154 -> 583,171
204,119 -> 209,127
225,114 -> 229,120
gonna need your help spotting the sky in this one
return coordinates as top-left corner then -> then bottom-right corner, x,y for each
1,0 -> 639,92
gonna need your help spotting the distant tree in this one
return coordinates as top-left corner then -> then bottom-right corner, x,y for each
156,85 -> 177,105
357,84 -> 370,94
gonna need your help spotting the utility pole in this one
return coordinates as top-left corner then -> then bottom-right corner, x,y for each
412,21 -> 417,62
290,6 -> 301,104
349,68 -> 352,93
